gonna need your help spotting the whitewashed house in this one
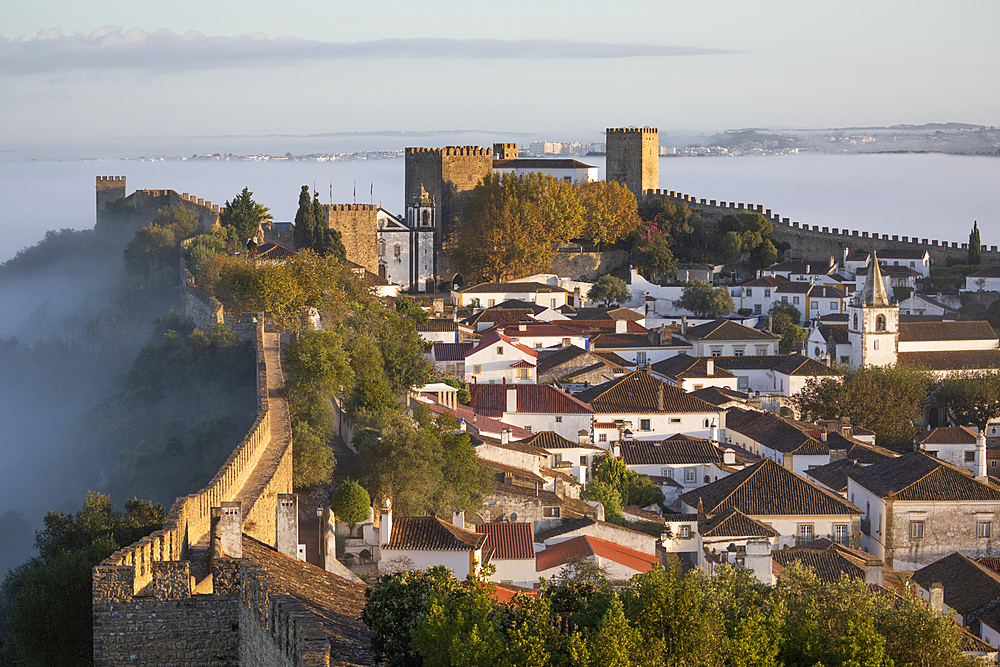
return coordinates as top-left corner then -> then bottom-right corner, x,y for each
475,522 -> 537,587
465,330 -> 538,384
468,384 -> 594,442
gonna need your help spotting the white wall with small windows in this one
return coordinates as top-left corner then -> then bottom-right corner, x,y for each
591,411 -> 722,442
465,338 -> 537,385
624,460 -> 729,491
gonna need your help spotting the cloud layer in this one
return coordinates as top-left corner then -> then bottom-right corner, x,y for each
0,27 -> 730,75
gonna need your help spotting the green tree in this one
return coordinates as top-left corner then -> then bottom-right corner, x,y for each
632,229 -> 676,282
124,204 -> 204,282
579,180 -> 642,248
581,480 -> 625,523
718,212 -> 773,252
219,187 -> 272,242
720,230 -> 743,263
770,300 -> 802,326
791,365 -> 933,448
753,239 -> 778,269
969,221 -> 982,265
293,185 -> 317,251
2,493 -> 163,667
312,194 -> 348,262
936,371 -> 1000,432
673,280 -> 735,318
331,480 -> 371,536
588,274 -> 629,307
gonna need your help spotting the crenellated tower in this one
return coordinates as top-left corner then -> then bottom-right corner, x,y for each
96,176 -> 126,220
606,127 -> 658,201
848,250 -> 899,367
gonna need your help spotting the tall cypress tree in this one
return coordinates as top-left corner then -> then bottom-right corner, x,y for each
293,185 -> 315,250
970,221 -> 982,265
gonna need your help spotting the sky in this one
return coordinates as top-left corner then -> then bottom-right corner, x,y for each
1,0 -> 998,156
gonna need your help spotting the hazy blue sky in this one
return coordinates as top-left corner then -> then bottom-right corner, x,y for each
2,0 -> 998,152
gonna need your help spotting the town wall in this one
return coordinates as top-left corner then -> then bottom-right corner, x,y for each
548,249 -> 628,280
324,204 -> 377,273
643,188 -> 1000,267
607,128 -> 658,200
96,177 -> 223,230
179,247 -> 225,331
96,176 -> 126,219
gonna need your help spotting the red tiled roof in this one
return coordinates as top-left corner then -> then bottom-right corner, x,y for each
917,426 -> 980,445
619,438 -> 722,466
469,384 -> 593,418
701,508 -> 779,538
497,323 -> 588,339
510,359 -> 535,369
476,522 -> 534,560
849,452 -> 1000,501
683,319 -> 780,342
467,329 -> 538,358
256,242 -> 296,259
898,320 -> 997,342
417,398 -> 533,439
574,371 -> 720,415
590,332 -> 658,349
524,431 -> 601,450
432,342 -> 473,361
535,535 -> 659,574
563,320 -> 648,335
898,349 -> 1000,370
386,517 -> 487,551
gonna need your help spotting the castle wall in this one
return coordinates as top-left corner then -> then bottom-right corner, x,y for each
324,204 -> 377,273
643,189 -> 1000,267
96,176 -> 126,219
547,249 -> 628,280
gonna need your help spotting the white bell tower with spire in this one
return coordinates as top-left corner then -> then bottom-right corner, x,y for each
848,250 -> 899,367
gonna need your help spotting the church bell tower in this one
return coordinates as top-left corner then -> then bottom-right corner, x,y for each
847,250 -> 899,367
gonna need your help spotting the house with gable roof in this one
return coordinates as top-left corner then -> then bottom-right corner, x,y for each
917,426 -> 985,473
468,384 -> 594,442
772,538 -> 892,589
464,329 -> 538,384
650,353 -> 738,392
679,458 -> 863,552
911,552 -> 1000,632
475,522 -> 536,587
494,322 -> 590,351
847,452 -> 1000,570
805,442 -> 899,497
714,353 -> 842,397
618,436 -> 734,502
533,516 -> 659,555
724,407 -> 843,475
964,266 -> 1000,293
536,344 -> 629,390
453,281 -> 570,310
380,512 -> 487,578
522,430 -> 604,484
679,318 -> 781,357
535,535 -> 660,582
575,370 -> 725,444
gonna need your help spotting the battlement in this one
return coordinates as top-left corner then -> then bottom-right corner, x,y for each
133,189 -> 221,214
325,203 -> 376,211
406,146 -> 491,156
642,188 -> 1000,264
606,127 -> 658,134
96,175 -> 125,185
493,143 -> 519,159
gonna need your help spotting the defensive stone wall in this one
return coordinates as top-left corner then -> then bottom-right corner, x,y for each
323,204 -> 377,273
548,249 -> 628,280
607,128 -> 658,200
179,246 -> 225,331
643,188 -> 1000,267
96,176 -> 222,229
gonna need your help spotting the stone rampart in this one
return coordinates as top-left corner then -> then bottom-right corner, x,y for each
179,248 -> 225,331
643,188 -> 1000,266
548,249 -> 628,280
94,321 -> 271,596
126,188 -> 222,226
324,204 -> 377,273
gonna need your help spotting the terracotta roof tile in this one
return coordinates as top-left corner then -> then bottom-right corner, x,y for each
700,508 -> 779,538
620,438 -> 722,466
679,458 -> 861,517
524,431 -> 601,450
911,552 -> 1000,616
432,342 -> 473,361
574,371 -> 720,415
898,349 -> 1000,370
806,458 -> 867,493
476,522 -> 534,560
917,426 -> 980,445
462,281 -> 568,294
650,353 -> 736,380
535,535 -> 659,574
725,408 -> 831,455
848,452 -> 1000,501
386,517 -> 487,551
898,320 -> 997,342
469,384 -> 593,418
683,319 -> 781,342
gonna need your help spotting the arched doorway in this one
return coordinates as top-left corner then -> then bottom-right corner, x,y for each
928,407 -> 941,428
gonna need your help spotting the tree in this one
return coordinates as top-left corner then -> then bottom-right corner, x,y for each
331,480 -> 371,536
936,371 -> 1000,432
791,365 -> 933,448
770,300 -> 802,326
581,480 -> 625,523
632,228 -> 676,282
969,221 -> 981,265
673,280 -> 735,318
219,187 -> 272,242
718,212 -> 773,252
124,205 -> 204,282
753,239 -> 778,269
720,231 -> 743,263
579,180 -> 642,247
588,274 -> 629,307
293,185 -> 317,250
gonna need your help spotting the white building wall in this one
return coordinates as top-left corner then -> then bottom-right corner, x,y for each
381,548 -> 476,578
466,341 -> 537,384
501,413 -> 592,442
490,558 -> 539,587
595,411 -> 721,441
846,480 -> 887,560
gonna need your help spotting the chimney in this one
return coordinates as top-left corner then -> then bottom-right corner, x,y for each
864,560 -> 883,587
722,448 -> 736,465
574,287 -> 582,309
929,583 -> 945,613
276,494 -> 298,558
380,498 -> 393,547
452,510 -> 465,530
518,323 -> 526,332
745,539 -> 773,585
977,431 -> 988,481
705,358 -> 714,376
681,315 -> 688,335
452,309 -> 459,323
820,428 -> 828,442
829,256 -> 836,270
506,387 -> 517,414
593,501 -> 605,522
612,443 -> 621,458
843,246 -> 849,269
578,430 -> 589,445
658,384 -> 665,412
711,420 -> 720,443
615,319 -> 627,334
219,501 -> 242,558
501,428 -> 511,445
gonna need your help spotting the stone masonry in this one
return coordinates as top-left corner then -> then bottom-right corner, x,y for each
607,128 -> 659,201
323,204 -> 378,273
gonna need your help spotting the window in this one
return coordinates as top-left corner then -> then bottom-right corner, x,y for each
811,301 -> 818,310
525,425 -> 532,431
378,240 -> 385,257
853,313 -> 858,329
910,521 -> 924,539
966,451 -> 976,462
793,296 -> 800,305
661,468 -> 673,478
746,288 -> 753,297
876,314 -> 886,332
670,418 -> 681,423
679,525 -> 692,539
694,384 -> 704,391
534,342 -> 543,349
473,365 -> 482,374
551,298 -> 557,307
834,524 -> 850,546
754,304 -> 762,315
764,288 -> 771,297
637,351 -> 647,366
873,340 -> 879,350
516,368 -> 531,379
797,524 -> 814,544
555,416 -> 562,423
640,419 -> 651,431
543,507 -> 561,518
684,468 -> 696,483
394,244 -> 401,259
733,347 -> 745,357
488,299 -> 496,307
910,261 -> 915,268
840,355 -> 850,365
782,296 -> 788,303
711,347 -> 723,357
703,418 -> 710,428
598,433 -> 607,442
980,522 -> 992,538
552,454 -> 562,466
830,301 -> 838,310
562,338 -> 571,347
756,346 -> 768,356
445,364 -> 455,374
497,346 -> 504,355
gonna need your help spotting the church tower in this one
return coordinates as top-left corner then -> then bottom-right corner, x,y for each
848,251 -> 899,367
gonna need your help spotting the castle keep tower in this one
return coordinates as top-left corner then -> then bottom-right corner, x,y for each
606,128 -> 658,201
848,251 -> 899,368
493,143 -> 519,160
96,176 -> 126,219
405,146 -> 493,283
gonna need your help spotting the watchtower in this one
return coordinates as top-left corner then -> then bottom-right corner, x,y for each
606,128 -> 658,201
493,143 -> 519,160
96,176 -> 126,220
323,204 -> 378,273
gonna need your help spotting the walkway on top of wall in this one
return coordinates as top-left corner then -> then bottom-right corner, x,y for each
189,331 -> 293,585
